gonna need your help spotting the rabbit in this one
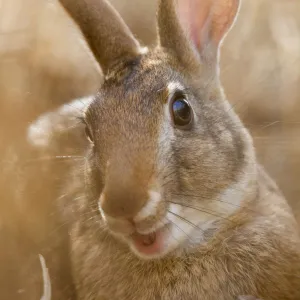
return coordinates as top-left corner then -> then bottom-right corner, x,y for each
54,0 -> 300,299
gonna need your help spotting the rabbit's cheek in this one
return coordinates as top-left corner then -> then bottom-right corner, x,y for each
166,202 -> 217,247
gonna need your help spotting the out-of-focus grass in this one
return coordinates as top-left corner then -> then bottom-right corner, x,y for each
0,0 -> 100,131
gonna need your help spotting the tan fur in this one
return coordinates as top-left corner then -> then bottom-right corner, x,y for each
68,167 -> 300,300
58,0 -> 300,299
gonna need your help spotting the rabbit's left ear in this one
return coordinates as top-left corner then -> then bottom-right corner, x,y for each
157,0 -> 240,68
59,0 -> 142,75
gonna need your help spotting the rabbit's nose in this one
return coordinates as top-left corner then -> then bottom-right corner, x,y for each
99,153 -> 154,219
99,190 -> 166,236
99,187 -> 147,219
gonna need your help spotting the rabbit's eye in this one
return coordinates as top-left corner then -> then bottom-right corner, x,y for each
170,96 -> 193,128
85,125 -> 94,143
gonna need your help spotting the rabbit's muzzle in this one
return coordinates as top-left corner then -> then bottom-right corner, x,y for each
98,190 -> 172,258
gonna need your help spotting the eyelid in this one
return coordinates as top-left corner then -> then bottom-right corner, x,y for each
171,90 -> 187,101
167,87 -> 192,105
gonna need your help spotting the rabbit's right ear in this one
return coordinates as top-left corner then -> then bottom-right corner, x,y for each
59,0 -> 143,75
157,0 -> 240,72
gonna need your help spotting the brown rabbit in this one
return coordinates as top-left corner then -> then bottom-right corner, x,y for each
55,0 -> 300,299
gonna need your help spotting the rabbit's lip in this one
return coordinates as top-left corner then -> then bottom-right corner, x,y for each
130,225 -> 167,257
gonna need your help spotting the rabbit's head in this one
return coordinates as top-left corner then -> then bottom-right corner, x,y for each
60,0 -> 256,259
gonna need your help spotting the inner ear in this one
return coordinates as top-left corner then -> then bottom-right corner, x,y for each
209,0 -> 240,46
157,0 -> 240,72
177,0 -> 240,51
177,0 -> 212,52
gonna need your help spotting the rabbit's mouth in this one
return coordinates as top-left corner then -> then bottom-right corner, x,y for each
130,225 -> 169,258
99,190 -> 214,259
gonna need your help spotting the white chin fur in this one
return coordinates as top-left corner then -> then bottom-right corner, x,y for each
129,168 -> 254,259
134,190 -> 161,223
164,172 -> 254,253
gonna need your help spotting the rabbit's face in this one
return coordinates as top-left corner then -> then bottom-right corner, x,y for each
60,0 -> 256,259
83,49 -> 256,259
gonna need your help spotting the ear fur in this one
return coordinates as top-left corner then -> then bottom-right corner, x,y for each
59,0 -> 142,75
157,0 -> 201,73
157,0 -> 240,68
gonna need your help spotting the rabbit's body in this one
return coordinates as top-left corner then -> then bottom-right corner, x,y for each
55,0 -> 300,299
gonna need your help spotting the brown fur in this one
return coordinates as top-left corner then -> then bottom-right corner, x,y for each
66,165 -> 300,300
56,0 -> 300,299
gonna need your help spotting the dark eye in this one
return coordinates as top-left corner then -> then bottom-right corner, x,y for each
85,125 -> 94,143
170,95 -> 193,128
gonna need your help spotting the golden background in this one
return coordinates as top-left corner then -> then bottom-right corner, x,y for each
0,0 -> 299,297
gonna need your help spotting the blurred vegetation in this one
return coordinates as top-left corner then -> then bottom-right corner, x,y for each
0,0 -> 299,298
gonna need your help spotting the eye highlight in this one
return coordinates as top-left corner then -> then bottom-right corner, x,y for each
170,93 -> 193,128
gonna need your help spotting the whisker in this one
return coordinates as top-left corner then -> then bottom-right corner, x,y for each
167,210 -> 204,232
167,201 -> 235,223
78,99 -> 90,110
22,155 -> 85,165
58,194 -> 86,202
161,169 -> 177,181
53,122 -> 83,133
43,211 -> 101,245
258,120 -> 280,131
171,192 -> 257,214
161,177 -> 176,188
84,157 -> 89,193
166,217 -> 193,242
65,103 -> 86,115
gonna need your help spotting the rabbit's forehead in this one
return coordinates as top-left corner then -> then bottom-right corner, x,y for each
102,51 -> 182,93
88,55 -> 182,117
